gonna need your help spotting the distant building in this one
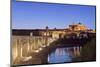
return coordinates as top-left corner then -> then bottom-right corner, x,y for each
12,23 -> 95,38
69,23 -> 88,31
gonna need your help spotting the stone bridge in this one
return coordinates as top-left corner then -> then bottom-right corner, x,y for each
12,36 -> 58,64
12,35 -> 86,65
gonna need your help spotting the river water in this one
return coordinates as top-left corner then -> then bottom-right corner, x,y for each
48,46 -> 81,63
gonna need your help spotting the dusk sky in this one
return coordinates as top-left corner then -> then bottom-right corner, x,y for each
12,0 -> 96,29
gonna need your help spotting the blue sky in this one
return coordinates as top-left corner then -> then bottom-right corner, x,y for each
12,0 -> 96,29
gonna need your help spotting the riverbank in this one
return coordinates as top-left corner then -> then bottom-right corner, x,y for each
73,38 -> 96,62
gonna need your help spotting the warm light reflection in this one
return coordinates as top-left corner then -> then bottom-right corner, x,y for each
39,47 -> 42,51
33,49 -> 40,53
22,56 -> 32,61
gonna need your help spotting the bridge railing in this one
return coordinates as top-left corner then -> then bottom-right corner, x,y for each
12,36 -> 57,64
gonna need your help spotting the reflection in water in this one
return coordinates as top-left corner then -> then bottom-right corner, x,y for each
48,47 -> 81,63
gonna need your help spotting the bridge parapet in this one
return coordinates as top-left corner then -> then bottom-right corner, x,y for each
12,36 -> 57,64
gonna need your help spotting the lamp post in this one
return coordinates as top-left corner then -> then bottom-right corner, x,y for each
45,26 -> 49,46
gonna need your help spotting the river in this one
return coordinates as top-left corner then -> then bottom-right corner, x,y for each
48,46 -> 81,63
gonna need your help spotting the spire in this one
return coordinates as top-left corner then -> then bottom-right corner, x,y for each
78,22 -> 82,25
46,26 -> 49,29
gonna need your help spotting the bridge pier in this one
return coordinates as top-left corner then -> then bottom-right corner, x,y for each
73,46 -> 81,56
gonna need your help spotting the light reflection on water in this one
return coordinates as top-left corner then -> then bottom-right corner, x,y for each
48,46 -> 81,63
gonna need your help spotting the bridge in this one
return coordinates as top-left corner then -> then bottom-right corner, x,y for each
12,34 -> 91,66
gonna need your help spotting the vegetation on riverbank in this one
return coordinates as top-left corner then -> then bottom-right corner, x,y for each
74,38 -> 96,62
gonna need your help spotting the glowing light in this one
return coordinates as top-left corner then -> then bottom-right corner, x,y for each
39,47 -> 42,51
33,50 -> 40,53
22,56 -> 32,61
